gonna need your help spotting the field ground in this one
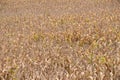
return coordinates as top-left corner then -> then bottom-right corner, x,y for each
0,0 -> 120,80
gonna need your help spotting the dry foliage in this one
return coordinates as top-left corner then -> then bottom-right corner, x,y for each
0,0 -> 120,80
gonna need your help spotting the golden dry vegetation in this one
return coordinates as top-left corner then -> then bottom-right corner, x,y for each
0,0 -> 120,80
